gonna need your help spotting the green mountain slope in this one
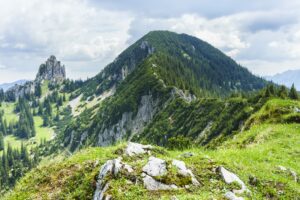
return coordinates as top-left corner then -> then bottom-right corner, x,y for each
4,31 -> 296,199
5,99 -> 300,199
61,31 -> 267,151
78,31 -> 266,99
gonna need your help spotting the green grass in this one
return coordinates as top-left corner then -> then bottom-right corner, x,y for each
3,99 -> 300,199
32,116 -> 54,143
1,116 -> 54,155
41,80 -> 50,97
4,124 -> 300,199
245,98 -> 300,127
207,123 -> 300,199
0,102 -> 53,155
3,146 -> 118,200
0,102 -> 18,123
3,135 -> 23,150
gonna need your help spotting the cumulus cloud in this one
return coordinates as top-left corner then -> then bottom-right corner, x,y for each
0,63 -> 7,69
0,0 -> 133,82
128,8 -> 300,75
0,0 -> 300,83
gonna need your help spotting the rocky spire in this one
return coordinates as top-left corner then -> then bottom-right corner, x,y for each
35,55 -> 66,82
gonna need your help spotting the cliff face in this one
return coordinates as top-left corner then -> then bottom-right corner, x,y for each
5,81 -> 35,101
5,56 -> 66,100
35,55 -> 66,82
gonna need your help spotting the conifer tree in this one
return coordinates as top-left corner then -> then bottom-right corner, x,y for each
35,83 -> 42,97
278,85 -> 288,99
289,84 -> 299,100
0,131 -> 4,151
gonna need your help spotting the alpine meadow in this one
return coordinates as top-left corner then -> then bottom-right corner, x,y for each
0,1 -> 300,200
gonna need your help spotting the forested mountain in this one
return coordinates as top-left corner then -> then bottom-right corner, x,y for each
1,31 -> 299,199
61,31 -> 267,151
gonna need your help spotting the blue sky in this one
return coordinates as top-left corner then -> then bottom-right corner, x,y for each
0,0 -> 300,83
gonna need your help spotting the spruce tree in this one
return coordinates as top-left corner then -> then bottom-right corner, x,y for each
35,83 -> 42,97
278,85 -> 288,99
0,131 -> 4,151
16,98 -> 36,139
289,84 -> 299,100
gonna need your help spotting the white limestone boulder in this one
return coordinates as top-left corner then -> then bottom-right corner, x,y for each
225,191 -> 244,200
142,173 -> 178,191
218,166 -> 248,194
143,156 -> 167,177
172,159 -> 200,185
93,157 -> 133,200
125,142 -> 153,156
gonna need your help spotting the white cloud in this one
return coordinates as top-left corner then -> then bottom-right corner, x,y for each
0,63 -> 7,69
129,9 -> 300,75
0,0 -> 133,82
1,0 -> 300,83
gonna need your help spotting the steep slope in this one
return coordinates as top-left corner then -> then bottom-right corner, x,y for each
135,97 -> 254,148
78,31 -> 266,99
6,101 -> 300,200
61,31 -> 267,150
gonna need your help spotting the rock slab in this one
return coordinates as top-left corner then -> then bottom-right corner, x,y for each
125,142 -> 153,156
143,156 -> 167,177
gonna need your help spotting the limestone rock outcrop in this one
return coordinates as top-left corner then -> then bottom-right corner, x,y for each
93,143 -> 201,199
142,157 -> 167,177
125,142 -> 153,156
142,174 -> 178,191
35,55 -> 66,82
93,157 -> 133,200
5,55 -> 66,100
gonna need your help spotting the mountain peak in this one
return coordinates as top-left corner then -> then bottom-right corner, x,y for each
35,55 -> 66,82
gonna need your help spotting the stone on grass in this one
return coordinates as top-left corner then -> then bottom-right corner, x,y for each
125,142 -> 153,156
142,173 -> 178,191
289,170 -> 298,182
93,157 -> 133,200
225,191 -> 244,200
172,159 -> 200,185
277,165 -> 298,182
143,156 -> 167,176
180,152 -> 194,158
277,165 -> 287,171
218,166 -> 247,194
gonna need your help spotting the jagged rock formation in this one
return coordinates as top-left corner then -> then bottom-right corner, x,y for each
5,55 -> 66,100
95,94 -> 159,146
5,81 -> 35,100
35,55 -> 66,82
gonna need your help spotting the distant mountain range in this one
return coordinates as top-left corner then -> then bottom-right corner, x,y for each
0,80 -> 29,91
265,69 -> 300,89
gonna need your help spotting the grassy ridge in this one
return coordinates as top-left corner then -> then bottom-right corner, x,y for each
4,98 -> 300,199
